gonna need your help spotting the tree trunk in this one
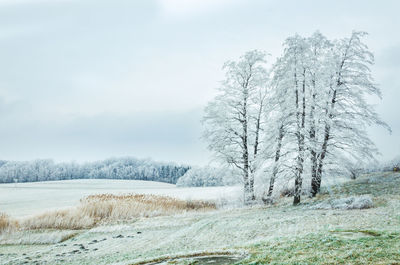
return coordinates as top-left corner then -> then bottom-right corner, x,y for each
309,78 -> 318,197
293,169 -> 302,205
243,167 -> 251,203
314,124 -> 329,196
253,104 -> 262,159
310,148 -> 318,196
263,123 -> 284,202
313,89 -> 337,196
242,95 -> 253,203
293,68 -> 306,205
249,102 -> 263,201
268,137 -> 282,197
242,138 -> 252,203
249,173 -> 255,201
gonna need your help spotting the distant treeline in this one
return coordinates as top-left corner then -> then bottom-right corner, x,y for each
0,157 -> 190,184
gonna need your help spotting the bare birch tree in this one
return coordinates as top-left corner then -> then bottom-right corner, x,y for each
202,50 -> 268,203
311,31 -> 391,196
267,35 -> 309,205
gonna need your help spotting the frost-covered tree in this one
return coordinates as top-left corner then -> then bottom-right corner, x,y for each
203,50 -> 268,203
311,31 -> 390,196
263,35 -> 310,205
305,32 -> 332,196
260,66 -> 295,202
260,31 -> 389,204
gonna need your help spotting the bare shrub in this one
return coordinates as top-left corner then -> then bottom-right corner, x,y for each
21,194 -> 216,230
0,213 -> 19,234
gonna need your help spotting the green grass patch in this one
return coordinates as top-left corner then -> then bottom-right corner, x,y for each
328,172 -> 400,197
241,231 -> 400,264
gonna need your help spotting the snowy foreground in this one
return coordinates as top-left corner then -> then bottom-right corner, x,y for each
0,179 -> 241,218
0,173 -> 400,264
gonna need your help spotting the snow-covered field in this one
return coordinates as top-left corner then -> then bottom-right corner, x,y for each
0,179 -> 241,218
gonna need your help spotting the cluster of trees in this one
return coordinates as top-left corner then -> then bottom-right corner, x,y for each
203,31 -> 390,205
176,166 -> 241,187
0,157 -> 190,184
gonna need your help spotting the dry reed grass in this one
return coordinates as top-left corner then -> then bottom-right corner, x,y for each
22,207 -> 95,230
81,194 -> 215,219
0,212 -> 19,234
21,194 -> 216,230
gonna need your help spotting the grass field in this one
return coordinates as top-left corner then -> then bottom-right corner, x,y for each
0,172 -> 399,264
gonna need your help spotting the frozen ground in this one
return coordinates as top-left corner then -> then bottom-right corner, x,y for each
0,179 -> 241,218
0,172 -> 399,264
1,195 -> 399,264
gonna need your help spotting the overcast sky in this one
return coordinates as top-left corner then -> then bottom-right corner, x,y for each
0,0 -> 399,165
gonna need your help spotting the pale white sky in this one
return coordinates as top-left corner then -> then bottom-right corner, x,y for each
0,0 -> 399,165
